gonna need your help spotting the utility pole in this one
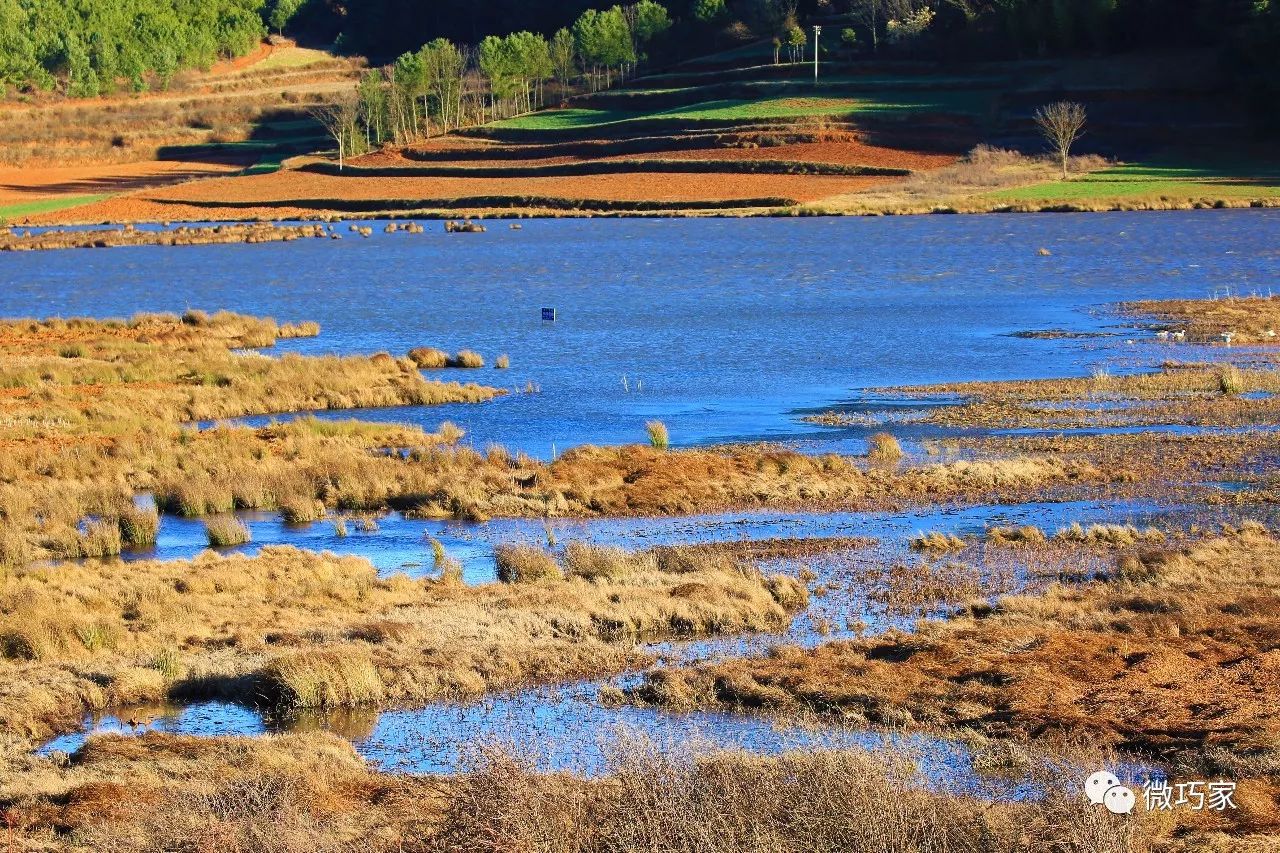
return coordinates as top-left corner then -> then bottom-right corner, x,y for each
813,25 -> 822,82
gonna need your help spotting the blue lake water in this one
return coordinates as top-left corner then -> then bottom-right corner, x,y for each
15,211 -> 1279,780
4,211 -> 1275,457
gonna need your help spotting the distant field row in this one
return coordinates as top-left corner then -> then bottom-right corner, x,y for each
492,92 -> 991,132
990,162 -> 1280,203
0,194 -> 112,221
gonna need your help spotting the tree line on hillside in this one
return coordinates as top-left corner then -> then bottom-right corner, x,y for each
312,2 -> 675,166
0,0 -> 266,96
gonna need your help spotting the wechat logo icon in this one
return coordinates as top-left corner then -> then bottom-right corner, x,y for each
1085,770 -> 1135,815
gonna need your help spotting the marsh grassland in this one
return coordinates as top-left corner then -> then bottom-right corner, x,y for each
3,298 -> 1280,851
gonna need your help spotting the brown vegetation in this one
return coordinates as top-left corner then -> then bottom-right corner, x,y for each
635,528 -> 1280,763
0,312 -> 500,563
862,361 -> 1280,431
0,46 -> 359,170
1129,296 -> 1280,345
1,222 -> 338,251
0,314 -> 1150,568
34,167 -> 891,223
0,541 -> 805,746
0,732 -> 1155,853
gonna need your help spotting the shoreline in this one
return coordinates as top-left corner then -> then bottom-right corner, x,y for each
9,193 -> 1278,237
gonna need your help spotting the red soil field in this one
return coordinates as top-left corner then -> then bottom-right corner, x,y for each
36,168 -> 898,222
0,157 -> 252,208
367,137 -> 956,171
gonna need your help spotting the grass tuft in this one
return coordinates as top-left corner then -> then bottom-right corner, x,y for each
118,506 -> 160,547
280,496 -> 325,524
205,515 -> 251,547
563,542 -> 638,581
494,544 -> 563,583
646,420 -> 670,450
867,432 -> 904,462
258,646 -> 384,710
408,347 -> 450,368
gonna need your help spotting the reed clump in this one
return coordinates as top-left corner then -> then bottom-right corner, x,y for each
563,541 -> 643,580
646,420 -> 670,450
867,432 -> 903,461
277,321 -> 321,339
1054,522 -> 1165,545
910,531 -> 967,552
494,544 -> 563,583
408,347 -> 449,368
985,525 -> 1047,546
258,647 -> 384,710
280,496 -> 326,524
118,506 -> 160,547
448,350 -> 485,369
205,515 -> 251,547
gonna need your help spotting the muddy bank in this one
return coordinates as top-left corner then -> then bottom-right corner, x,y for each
0,222 -> 335,251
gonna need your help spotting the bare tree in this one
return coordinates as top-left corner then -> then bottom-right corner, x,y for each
1034,101 -> 1087,180
311,95 -> 360,171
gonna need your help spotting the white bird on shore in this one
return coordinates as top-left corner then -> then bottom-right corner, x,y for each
1156,331 -> 1170,341
1267,329 -> 1276,339
1220,331 -> 1235,345
1173,330 -> 1187,342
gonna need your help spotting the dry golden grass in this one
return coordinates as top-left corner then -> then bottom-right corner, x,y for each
873,360 -> 1280,431
811,146 -> 1111,215
0,542 -> 805,743
636,528 -> 1280,767
0,730 -> 1162,853
0,312 -> 501,563
0,312 -> 1136,575
1129,295 -> 1280,345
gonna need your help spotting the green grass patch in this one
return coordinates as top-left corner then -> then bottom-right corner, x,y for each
252,46 -> 337,72
991,160 -> 1280,203
495,90 -> 988,131
241,152 -> 290,175
0,194 -> 112,221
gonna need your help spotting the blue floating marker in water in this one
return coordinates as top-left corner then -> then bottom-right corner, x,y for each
542,307 -> 556,322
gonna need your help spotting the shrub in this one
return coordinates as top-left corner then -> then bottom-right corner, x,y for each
408,347 -> 450,368
58,344 -> 85,358
449,350 -> 485,369
257,647 -> 384,710
646,420 -> 669,450
867,432 -> 904,461
494,544 -> 562,583
118,506 -> 160,547
495,354 -> 510,369
205,515 -> 251,547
